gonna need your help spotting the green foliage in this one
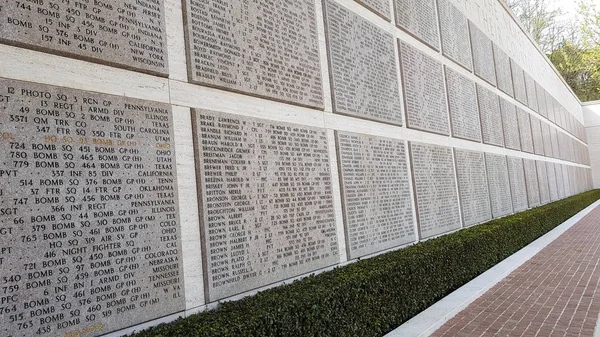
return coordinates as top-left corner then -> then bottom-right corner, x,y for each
132,190 -> 600,337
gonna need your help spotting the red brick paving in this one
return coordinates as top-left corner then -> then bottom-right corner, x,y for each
432,205 -> 600,337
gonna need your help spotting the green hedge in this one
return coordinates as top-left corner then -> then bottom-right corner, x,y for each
133,190 -> 600,337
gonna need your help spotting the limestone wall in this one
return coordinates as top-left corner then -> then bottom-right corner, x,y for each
0,0 -> 592,336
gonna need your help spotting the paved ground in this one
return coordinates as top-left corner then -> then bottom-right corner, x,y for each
432,205 -> 600,337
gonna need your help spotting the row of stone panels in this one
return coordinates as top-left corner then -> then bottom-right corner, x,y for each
0,0 -> 587,146
0,76 -> 592,337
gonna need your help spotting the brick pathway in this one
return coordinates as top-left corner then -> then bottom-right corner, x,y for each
432,205 -> 600,337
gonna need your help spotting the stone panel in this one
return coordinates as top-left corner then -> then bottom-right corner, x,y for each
542,122 -> 553,157
511,60 -> 528,105
555,164 -> 565,199
325,1 -> 402,125
446,67 -> 481,141
454,149 -> 491,226
485,154 -> 513,218
183,0 -> 324,108
517,108 -> 534,153
524,159 -> 540,207
477,84 -> 504,147
550,127 -> 560,158
357,0 -> 391,19
193,110 -> 338,302
524,74 -> 539,112
469,22 -> 496,85
336,132 -> 414,259
536,83 -> 548,119
437,0 -> 473,70
545,92 -> 555,122
0,78 -> 184,337
500,98 -> 521,150
547,162 -> 559,201
394,0 -> 440,50
562,164 -> 572,197
400,42 -> 449,135
507,157 -> 528,212
531,116 -> 544,156
536,161 -> 550,204
493,44 -> 514,97
0,0 -> 169,76
410,142 -> 460,238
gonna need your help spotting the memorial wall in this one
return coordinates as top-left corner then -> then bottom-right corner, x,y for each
0,0 -> 594,336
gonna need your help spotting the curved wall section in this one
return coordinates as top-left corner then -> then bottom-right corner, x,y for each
0,0 -> 593,336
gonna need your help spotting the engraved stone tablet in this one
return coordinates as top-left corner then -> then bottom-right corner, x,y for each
454,149 -> 491,226
183,0 -> 324,109
550,127 -> 560,158
517,108 -> 534,153
524,74 -> 538,112
410,142 -> 460,238
469,22 -> 496,85
445,67 -> 482,141
511,60 -> 528,105
536,83 -> 548,119
536,161 -> 550,204
493,44 -> 514,97
546,92 -> 555,122
547,162 -> 559,201
394,0 -> 440,50
555,163 -> 565,198
541,123 -> 553,158
507,157 -> 528,212
193,110 -> 338,302
524,159 -> 540,207
437,0 -> 473,70
357,0 -> 391,20
531,116 -> 544,156
477,84 -> 503,146
400,42 -> 449,135
325,1 -> 402,125
485,153 -> 513,218
562,164 -> 571,197
500,98 -> 521,150
336,132 -> 414,258
0,78 -> 184,337
0,0 -> 168,76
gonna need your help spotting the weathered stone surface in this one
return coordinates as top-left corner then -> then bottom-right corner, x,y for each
394,0 -> 440,50
485,153 -> 513,218
437,0 -> 473,70
446,67 -> 482,141
562,164 -> 572,197
507,157 -> 528,212
500,98 -> 521,150
193,110 -> 338,302
325,1 -> 402,125
0,78 -> 184,337
517,108 -> 534,153
183,0 -> 324,108
531,116 -> 544,156
477,84 -> 504,146
524,73 -> 539,112
494,44 -> 514,97
537,161 -> 550,204
454,149 -> 491,227
410,142 -> 460,238
0,0 -> 168,76
524,159 -> 541,207
547,162 -> 559,201
511,60 -> 528,105
469,22 -> 496,85
400,42 -> 449,135
357,0 -> 391,19
336,132 -> 414,258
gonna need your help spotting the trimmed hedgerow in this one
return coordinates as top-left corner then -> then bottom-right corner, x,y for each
132,190 -> 600,337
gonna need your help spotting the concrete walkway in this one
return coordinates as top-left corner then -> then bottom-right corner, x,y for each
387,201 -> 600,337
